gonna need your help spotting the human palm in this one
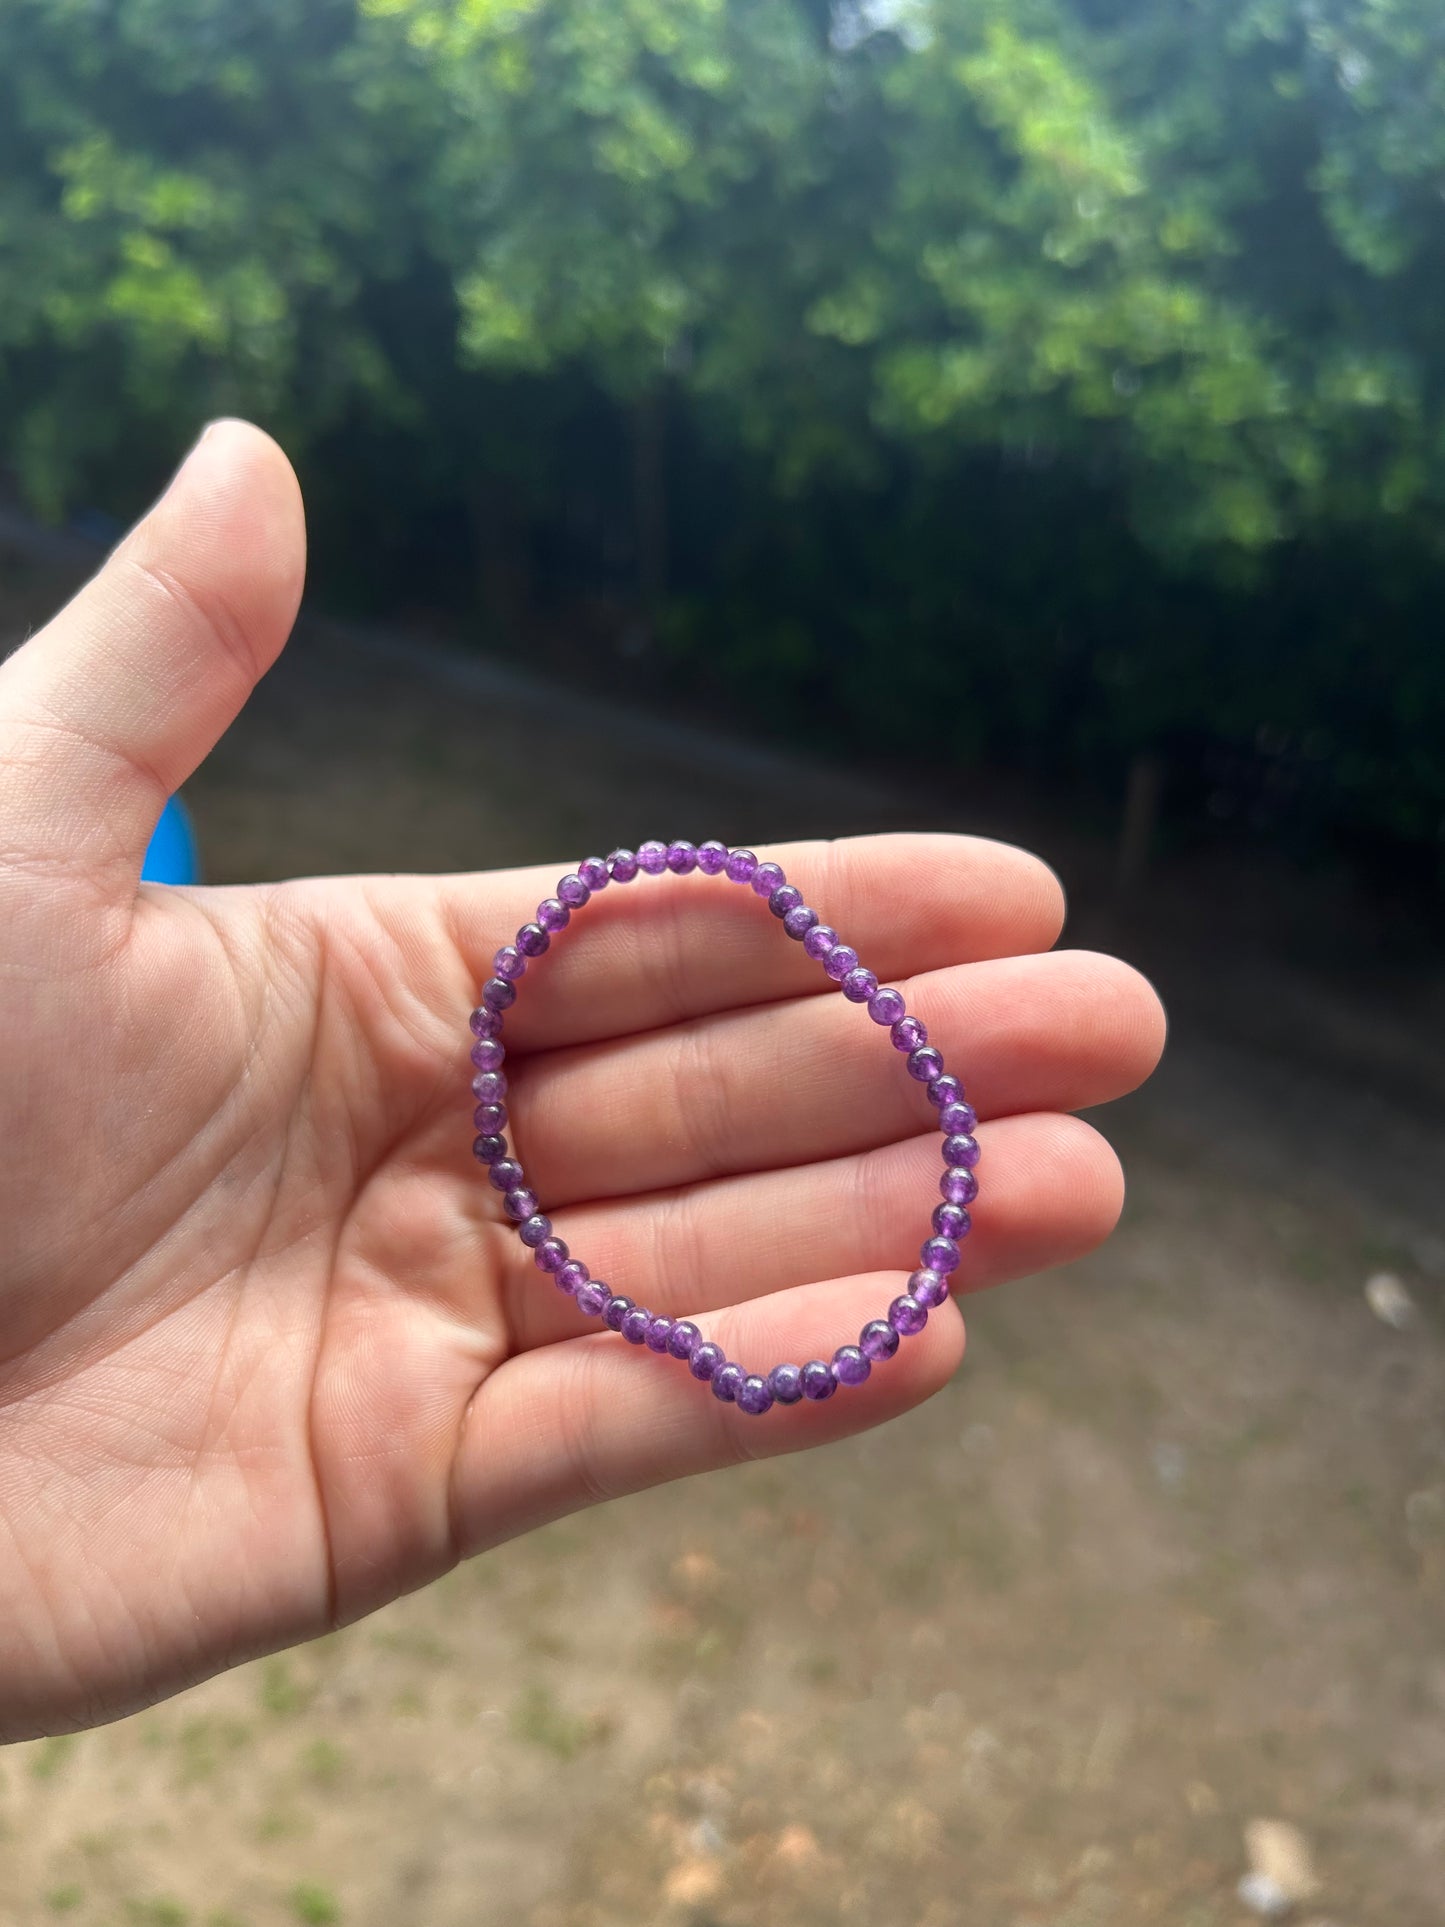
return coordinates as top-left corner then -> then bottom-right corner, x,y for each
0,424 -> 1164,1740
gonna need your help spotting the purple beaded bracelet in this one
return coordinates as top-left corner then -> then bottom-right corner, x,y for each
469,842 -> 979,1416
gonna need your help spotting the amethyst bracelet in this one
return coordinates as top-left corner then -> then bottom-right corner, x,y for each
468,841 -> 979,1416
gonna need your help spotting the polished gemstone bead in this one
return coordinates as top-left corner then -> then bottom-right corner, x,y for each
939,1100 -> 978,1136
472,1133 -> 506,1165
921,1235 -> 961,1274
470,1005 -> 502,1039
801,1359 -> 838,1400
769,883 -> 803,919
644,1314 -> 674,1352
489,1157 -> 524,1192
783,904 -> 819,941
752,861 -> 786,898
824,944 -> 858,982
867,987 -> 906,1027
690,1340 -> 725,1380
944,1132 -> 981,1169
537,897 -> 570,931
493,945 -> 525,981
860,1319 -> 900,1362
575,1279 -> 610,1316
910,1268 -> 950,1308
907,1046 -> 946,1083
736,1374 -> 774,1416
637,840 -> 669,875
889,1294 -> 927,1335
941,1167 -> 979,1206
668,1321 -> 702,1359
832,1345 -> 871,1386
578,856 -> 610,892
535,1238 -> 569,1273
621,1305 -> 651,1345
666,839 -> 699,874
608,848 -> 639,882
712,1361 -> 745,1402
516,922 -> 550,958
505,1187 -> 539,1222
697,839 -> 730,875
483,976 -> 517,1011
890,1015 -> 928,1052
473,1101 -> 507,1134
602,1294 -> 634,1331
557,1259 -> 590,1295
803,923 -> 839,960
519,1213 -> 552,1248
558,873 -> 590,908
842,965 -> 878,1004
471,1069 -> 507,1105
767,1362 -> 804,1404
471,1037 -> 505,1072
928,1074 -> 965,1110
932,1202 -> 971,1241
725,847 -> 759,884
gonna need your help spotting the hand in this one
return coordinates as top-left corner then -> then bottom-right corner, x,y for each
0,423 -> 1165,1739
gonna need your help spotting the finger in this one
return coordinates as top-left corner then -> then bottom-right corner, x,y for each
450,1273 -> 966,1554
494,1111 -> 1120,1352
423,831 -> 1066,1047
0,420 -> 304,887
503,948 -> 1163,1205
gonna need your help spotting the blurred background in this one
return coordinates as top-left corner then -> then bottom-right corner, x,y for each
1,2 -> 1443,1923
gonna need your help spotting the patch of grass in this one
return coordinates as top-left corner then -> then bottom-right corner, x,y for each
178,1715 -> 252,1785
206,1914 -> 249,1927
124,1899 -> 189,1927
30,1736 -> 78,1781
508,1683 -> 611,1762
258,1658 -> 312,1718
46,1887 -> 84,1914
289,1883 -> 340,1925
299,1739 -> 346,1787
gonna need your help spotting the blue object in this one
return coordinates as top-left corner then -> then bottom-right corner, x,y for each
141,794 -> 201,884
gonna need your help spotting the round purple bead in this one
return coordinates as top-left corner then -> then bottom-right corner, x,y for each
941,1168 -> 979,1206
537,897 -> 570,932
575,1279 -> 610,1317
489,1157 -> 524,1192
736,1374 -> 774,1416
518,1213 -> 552,1247
860,1319 -> 900,1362
668,1321 -> 702,1359
842,966 -> 878,1004
832,1345 -> 871,1387
469,1006 -> 501,1039
482,976 -> 517,1012
470,1036 -> 505,1072
516,922 -> 550,958
767,1362 -> 804,1404
621,1305 -> 651,1345
558,873 -> 590,909
644,1314 -> 674,1353
637,840 -> 669,875
907,1046 -> 946,1084
783,904 -> 819,941
471,1069 -> 507,1105
725,847 -> 759,884
602,1294 -> 634,1332
535,1238 -> 569,1274
697,839 -> 730,876
768,883 -> 803,919
473,1101 -> 507,1134
608,848 -> 639,883
493,946 -> 525,982
867,987 -> 907,1027
928,1074 -> 965,1110
803,924 -> 839,961
751,861 -> 786,899
666,839 -> 698,874
910,1268 -> 950,1308
800,1359 -> 837,1401
557,1259 -> 590,1296
472,1133 -> 506,1165
939,1100 -> 978,1136
944,1133 -> 981,1169
504,1187 -> 539,1222
889,1294 -> 928,1336
932,1202 -> 972,1241
921,1235 -> 961,1275
690,1340 -> 725,1380
891,1015 -> 928,1052
712,1361 -> 745,1403
824,944 -> 859,982
578,856 -> 610,892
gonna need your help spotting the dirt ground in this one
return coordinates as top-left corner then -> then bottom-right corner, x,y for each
1,536 -> 1442,1927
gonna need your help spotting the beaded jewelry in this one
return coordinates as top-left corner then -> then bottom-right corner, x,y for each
469,842 -> 979,1415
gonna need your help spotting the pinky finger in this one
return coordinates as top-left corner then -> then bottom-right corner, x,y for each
448,1273 -> 965,1554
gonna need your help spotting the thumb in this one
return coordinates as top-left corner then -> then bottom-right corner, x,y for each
0,419 -> 305,893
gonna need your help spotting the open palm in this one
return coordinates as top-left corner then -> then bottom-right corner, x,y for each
0,424 -> 1164,1740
